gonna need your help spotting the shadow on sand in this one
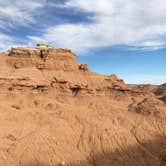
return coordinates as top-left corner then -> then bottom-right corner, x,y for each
22,136 -> 166,166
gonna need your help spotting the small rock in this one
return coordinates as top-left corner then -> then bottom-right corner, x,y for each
45,103 -> 53,110
60,161 -> 65,166
79,64 -> 88,71
5,134 -> 17,141
14,62 -> 23,69
12,104 -> 20,110
8,87 -> 13,91
34,99 -> 40,106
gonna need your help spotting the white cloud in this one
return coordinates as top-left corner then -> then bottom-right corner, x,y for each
0,0 -> 45,29
0,0 -> 46,50
1,0 -> 166,52
0,33 -> 26,51
0,33 -> 14,50
28,0 -> 166,51
65,0 -> 114,15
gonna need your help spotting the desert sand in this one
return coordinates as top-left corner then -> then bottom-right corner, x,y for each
0,45 -> 165,166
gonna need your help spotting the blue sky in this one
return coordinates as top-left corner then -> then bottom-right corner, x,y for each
0,0 -> 166,84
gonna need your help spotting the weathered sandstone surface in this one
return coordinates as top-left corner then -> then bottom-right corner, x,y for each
0,45 -> 165,166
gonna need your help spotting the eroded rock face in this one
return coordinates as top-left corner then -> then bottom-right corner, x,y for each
154,83 -> 166,96
8,47 -> 79,71
154,83 -> 166,103
79,64 -> 88,71
0,45 -> 166,166
160,95 -> 166,103
128,96 -> 166,116
1,45 -> 138,97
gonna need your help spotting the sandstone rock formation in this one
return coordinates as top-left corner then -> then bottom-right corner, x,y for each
128,96 -> 166,116
79,64 -> 88,71
8,45 -> 78,71
154,83 -> 166,103
0,44 -> 165,166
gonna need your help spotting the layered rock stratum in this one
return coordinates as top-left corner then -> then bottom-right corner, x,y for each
0,44 -> 165,166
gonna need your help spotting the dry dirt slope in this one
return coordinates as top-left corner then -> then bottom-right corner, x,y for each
0,45 -> 166,166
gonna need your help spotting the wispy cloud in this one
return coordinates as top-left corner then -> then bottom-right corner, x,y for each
0,0 -> 46,50
0,0 -> 45,29
1,0 -> 166,52
0,33 -> 14,50
28,0 -> 166,51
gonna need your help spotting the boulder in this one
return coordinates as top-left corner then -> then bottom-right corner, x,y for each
79,64 -> 88,71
